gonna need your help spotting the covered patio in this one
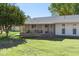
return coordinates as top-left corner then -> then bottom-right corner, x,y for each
20,24 -> 55,38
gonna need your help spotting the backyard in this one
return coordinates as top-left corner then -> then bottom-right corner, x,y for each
0,32 -> 79,56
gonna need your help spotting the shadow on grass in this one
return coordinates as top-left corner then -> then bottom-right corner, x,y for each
0,37 -> 26,49
24,36 -> 79,41
25,37 -> 64,41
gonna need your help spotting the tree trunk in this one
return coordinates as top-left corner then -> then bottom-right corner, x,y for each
0,26 -> 3,34
0,29 -> 3,34
6,29 -> 9,37
5,25 -> 12,37
5,26 -> 9,37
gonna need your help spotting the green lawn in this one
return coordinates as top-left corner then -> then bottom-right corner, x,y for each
0,32 -> 79,56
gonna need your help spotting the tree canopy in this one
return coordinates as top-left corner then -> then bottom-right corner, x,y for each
48,3 -> 79,16
0,3 -> 26,37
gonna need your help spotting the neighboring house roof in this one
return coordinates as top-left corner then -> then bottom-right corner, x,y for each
25,15 -> 79,24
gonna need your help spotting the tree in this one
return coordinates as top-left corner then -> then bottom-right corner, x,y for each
0,3 -> 26,37
48,3 -> 79,16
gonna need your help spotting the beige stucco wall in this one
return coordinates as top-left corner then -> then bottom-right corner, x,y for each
12,23 -> 79,37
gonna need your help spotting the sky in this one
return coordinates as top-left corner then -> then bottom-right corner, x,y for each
17,3 -> 51,18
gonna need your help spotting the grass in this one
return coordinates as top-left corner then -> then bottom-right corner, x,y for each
0,32 -> 79,56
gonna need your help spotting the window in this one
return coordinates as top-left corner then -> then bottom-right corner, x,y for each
62,24 -> 65,29
27,30 -> 30,33
35,30 -> 42,33
62,28 -> 65,34
40,30 -> 42,33
62,24 -> 65,26
32,24 -> 36,28
45,24 -> 48,27
73,29 -> 76,34
45,31 -> 48,33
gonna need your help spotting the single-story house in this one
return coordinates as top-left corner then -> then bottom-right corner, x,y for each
20,15 -> 79,38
